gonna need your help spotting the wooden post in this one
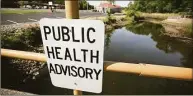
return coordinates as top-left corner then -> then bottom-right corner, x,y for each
73,90 -> 82,95
65,0 -> 79,19
65,0 -> 82,95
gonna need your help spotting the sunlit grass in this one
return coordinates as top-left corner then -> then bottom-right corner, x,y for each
126,12 -> 193,38
184,23 -> 193,37
140,13 -> 180,20
162,18 -> 192,37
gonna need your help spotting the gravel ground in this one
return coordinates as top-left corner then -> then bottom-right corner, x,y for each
1,88 -> 36,95
0,22 -> 39,32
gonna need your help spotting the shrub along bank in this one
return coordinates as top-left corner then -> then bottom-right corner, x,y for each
1,23 -> 45,89
123,0 -> 192,39
123,9 -> 192,39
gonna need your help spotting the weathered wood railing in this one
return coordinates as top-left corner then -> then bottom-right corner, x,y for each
1,48 -> 193,95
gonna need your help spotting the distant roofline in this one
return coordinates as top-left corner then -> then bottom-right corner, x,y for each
98,2 -> 121,8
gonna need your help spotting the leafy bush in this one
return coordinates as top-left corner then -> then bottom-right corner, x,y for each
125,9 -> 142,25
126,0 -> 192,14
1,25 -> 42,51
103,9 -> 116,25
1,25 -> 45,85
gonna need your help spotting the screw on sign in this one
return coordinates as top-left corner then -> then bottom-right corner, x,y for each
39,18 -> 105,93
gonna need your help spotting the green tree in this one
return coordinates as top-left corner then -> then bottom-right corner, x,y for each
127,0 -> 192,14
55,0 -> 64,4
79,0 -> 94,10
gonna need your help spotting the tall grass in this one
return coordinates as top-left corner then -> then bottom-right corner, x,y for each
184,23 -> 193,38
140,13 -> 180,20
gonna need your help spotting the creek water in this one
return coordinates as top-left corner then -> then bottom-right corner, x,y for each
2,22 -> 193,95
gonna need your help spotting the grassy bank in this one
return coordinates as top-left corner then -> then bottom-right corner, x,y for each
140,13 -> 180,20
136,13 -> 193,39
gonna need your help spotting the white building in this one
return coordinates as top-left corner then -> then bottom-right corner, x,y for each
96,1 -> 122,13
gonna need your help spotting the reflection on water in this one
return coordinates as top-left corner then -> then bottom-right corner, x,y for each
101,22 -> 193,95
105,22 -> 193,68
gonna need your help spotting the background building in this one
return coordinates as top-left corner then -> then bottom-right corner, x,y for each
96,1 -> 122,13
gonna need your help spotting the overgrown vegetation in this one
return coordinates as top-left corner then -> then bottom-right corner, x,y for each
125,9 -> 142,25
182,23 -> 193,38
127,0 -> 192,15
78,0 -> 94,10
103,9 -> 116,25
140,13 -> 180,20
1,25 -> 42,51
103,9 -> 127,31
124,0 -> 192,22
1,25 -> 45,89
124,0 -> 192,38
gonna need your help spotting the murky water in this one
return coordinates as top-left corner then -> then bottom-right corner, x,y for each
105,22 -> 193,68
2,22 -> 193,95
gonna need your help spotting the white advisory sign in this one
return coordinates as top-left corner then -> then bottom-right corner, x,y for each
39,18 -> 104,93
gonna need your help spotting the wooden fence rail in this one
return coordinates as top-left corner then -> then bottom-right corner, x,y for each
1,48 -> 193,81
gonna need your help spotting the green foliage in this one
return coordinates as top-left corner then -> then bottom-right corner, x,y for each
125,8 -> 142,25
79,0 -> 94,10
140,13 -> 180,20
127,0 -> 192,14
104,16 -> 116,25
1,26 -> 42,51
1,25 -> 44,80
184,23 -> 193,38
107,8 -> 112,19
104,9 -> 116,24
55,0 -> 64,4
